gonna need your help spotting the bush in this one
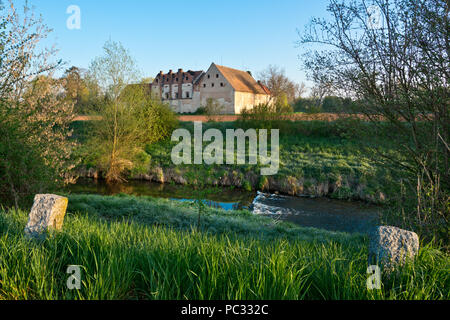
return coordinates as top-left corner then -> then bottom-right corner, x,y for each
238,102 -> 293,131
0,113 -> 59,209
85,85 -> 178,182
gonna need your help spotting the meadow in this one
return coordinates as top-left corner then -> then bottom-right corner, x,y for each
0,194 -> 448,300
73,119 -> 402,203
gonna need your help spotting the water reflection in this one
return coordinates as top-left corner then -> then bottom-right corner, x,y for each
68,178 -> 255,211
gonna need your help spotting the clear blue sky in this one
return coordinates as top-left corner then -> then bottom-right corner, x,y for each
14,0 -> 330,86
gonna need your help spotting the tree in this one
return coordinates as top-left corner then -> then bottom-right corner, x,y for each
87,40 -> 177,183
204,98 -> 224,121
258,65 -> 306,104
61,66 -> 99,115
299,0 -> 449,239
0,1 -> 76,208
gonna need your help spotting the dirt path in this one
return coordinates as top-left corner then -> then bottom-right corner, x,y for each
74,113 -> 378,122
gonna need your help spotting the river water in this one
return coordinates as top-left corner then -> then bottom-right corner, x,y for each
69,179 -> 380,234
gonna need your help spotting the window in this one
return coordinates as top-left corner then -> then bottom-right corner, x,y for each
220,82 -> 224,87
207,75 -> 210,79
176,93 -> 179,99
203,84 -> 206,88
176,78 -> 178,81
165,93 -> 169,99
186,92 -> 190,98
211,83 -> 214,87
216,74 -> 219,78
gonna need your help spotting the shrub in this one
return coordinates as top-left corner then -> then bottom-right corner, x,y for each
238,102 -> 293,131
0,114 -> 58,209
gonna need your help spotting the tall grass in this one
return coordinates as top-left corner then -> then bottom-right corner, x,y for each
0,195 -> 448,300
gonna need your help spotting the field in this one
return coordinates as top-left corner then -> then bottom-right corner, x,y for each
0,194 -> 448,300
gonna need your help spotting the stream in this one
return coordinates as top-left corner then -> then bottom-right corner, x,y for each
69,179 -> 381,234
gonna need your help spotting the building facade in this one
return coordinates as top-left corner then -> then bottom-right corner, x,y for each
149,63 -> 271,114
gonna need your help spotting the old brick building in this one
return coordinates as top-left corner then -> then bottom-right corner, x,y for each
149,63 -> 271,114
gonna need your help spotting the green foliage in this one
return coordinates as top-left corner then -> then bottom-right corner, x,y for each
0,195 -> 448,300
238,102 -> 293,130
84,85 -> 178,182
294,96 -> 357,114
83,40 -> 178,182
0,4 -> 77,209
0,112 -> 58,209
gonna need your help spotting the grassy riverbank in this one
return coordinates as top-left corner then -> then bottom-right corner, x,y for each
0,194 -> 448,300
73,120 -> 402,203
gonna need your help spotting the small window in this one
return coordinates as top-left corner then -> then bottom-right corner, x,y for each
156,79 -> 158,83
220,82 -> 224,87
216,74 -> 219,78
203,84 -> 206,88
176,93 -> 179,99
211,83 -> 214,87
165,93 -> 169,99
207,75 -> 210,79
176,78 -> 178,81
186,92 -> 190,98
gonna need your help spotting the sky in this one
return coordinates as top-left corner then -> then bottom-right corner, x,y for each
11,0 -> 331,87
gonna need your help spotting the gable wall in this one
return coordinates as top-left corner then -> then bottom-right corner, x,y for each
199,64 -> 235,114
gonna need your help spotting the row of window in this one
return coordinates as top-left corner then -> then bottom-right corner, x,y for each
207,74 -> 220,79
165,92 -> 191,99
203,82 -> 225,88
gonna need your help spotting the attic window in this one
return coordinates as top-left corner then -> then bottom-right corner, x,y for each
216,74 -> 219,78
203,84 -> 206,88
211,83 -> 214,87
207,75 -> 210,79
220,82 -> 224,87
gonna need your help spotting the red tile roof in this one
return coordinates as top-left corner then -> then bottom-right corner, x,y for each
215,64 -> 270,95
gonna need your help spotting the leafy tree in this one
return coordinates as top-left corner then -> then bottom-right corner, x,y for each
87,41 -> 178,182
61,66 -> 103,115
0,1 -> 76,209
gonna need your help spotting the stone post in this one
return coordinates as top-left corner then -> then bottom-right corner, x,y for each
24,194 -> 68,238
368,226 -> 420,272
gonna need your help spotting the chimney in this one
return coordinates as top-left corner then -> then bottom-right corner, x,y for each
178,68 -> 183,73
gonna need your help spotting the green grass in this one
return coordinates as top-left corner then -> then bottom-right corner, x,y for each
141,121 -> 401,201
72,120 -> 404,202
0,194 -> 448,300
